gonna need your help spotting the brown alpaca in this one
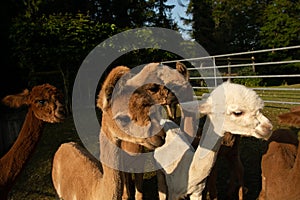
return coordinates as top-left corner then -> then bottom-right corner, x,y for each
52,66 -> 167,200
120,62 -> 194,200
277,106 -> 300,127
0,84 -> 66,199
259,107 -> 300,200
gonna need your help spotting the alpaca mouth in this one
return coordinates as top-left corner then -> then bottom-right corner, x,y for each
145,134 -> 166,150
54,112 -> 66,122
54,107 -> 67,122
55,114 -> 65,121
255,127 -> 273,140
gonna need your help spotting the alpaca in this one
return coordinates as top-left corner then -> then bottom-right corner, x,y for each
0,84 -> 66,199
126,62 -> 197,140
290,105 -> 300,112
187,100 -> 245,200
259,108 -> 300,200
153,82 -> 273,200
202,134 -> 245,200
277,106 -> 300,127
52,66 -> 168,200
120,62 -> 193,200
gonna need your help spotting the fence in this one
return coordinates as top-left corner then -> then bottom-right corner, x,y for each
162,45 -> 300,107
0,107 -> 27,156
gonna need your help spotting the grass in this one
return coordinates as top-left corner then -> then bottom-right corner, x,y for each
8,85 -> 300,200
9,116 -> 81,199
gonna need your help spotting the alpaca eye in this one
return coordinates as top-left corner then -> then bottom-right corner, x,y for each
37,100 -> 46,105
232,111 -> 243,116
115,115 -> 131,126
148,85 -> 160,93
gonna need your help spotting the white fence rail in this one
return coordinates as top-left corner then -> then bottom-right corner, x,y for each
161,45 -> 300,106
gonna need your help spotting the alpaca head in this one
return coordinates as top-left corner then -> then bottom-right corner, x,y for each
277,106 -> 300,128
2,83 -> 66,123
127,63 -> 193,104
140,62 -> 190,107
97,66 -> 166,150
141,84 -> 174,105
196,82 -> 273,139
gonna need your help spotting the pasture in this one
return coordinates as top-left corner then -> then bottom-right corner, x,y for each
7,84 -> 300,200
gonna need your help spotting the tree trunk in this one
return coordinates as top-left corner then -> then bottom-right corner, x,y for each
59,66 -> 71,114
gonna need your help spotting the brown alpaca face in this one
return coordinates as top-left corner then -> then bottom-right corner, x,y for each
110,89 -> 166,150
142,83 -> 177,105
29,84 -> 66,123
98,66 -> 170,150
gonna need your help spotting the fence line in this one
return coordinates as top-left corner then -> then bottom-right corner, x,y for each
161,45 -> 300,64
161,45 -> 300,106
192,87 -> 300,91
187,60 -> 300,70
190,74 -> 300,80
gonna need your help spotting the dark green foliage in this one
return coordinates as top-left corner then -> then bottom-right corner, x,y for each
91,0 -> 176,29
260,0 -> 300,49
185,0 -> 299,56
9,13 -> 119,112
232,67 -> 263,87
185,0 -> 266,54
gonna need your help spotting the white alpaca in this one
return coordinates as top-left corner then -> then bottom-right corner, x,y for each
154,82 -> 273,200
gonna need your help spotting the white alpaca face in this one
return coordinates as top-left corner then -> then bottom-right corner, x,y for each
220,104 -> 272,139
199,82 -> 273,140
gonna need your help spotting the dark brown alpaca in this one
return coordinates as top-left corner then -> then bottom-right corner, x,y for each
0,84 -> 66,199
259,107 -> 300,200
193,116 -> 245,200
120,62 -> 194,200
202,133 -> 245,200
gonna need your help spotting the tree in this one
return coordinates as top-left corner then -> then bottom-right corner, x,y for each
148,0 -> 177,28
92,0 -> 177,28
185,0 -> 215,53
259,0 -> 300,49
9,13 -> 119,113
0,0 -> 29,96
185,0 -> 267,54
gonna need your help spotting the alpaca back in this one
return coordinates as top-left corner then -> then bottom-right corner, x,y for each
52,142 -> 104,200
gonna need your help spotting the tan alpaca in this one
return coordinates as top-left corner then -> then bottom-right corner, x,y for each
0,84 -> 66,199
259,107 -> 300,200
52,66 -> 167,200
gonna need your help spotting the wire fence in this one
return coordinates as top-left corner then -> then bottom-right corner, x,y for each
161,45 -> 300,106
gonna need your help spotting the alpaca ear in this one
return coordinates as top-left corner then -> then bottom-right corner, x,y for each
97,66 -> 130,111
126,63 -> 161,87
2,89 -> 30,108
180,100 -> 210,114
198,101 -> 212,115
176,62 -> 189,80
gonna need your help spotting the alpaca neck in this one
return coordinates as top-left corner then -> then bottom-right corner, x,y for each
293,142 -> 300,172
97,132 -> 123,199
188,118 -> 223,185
0,109 -> 44,189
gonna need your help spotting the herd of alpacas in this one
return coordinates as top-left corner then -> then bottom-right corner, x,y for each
0,62 -> 299,200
